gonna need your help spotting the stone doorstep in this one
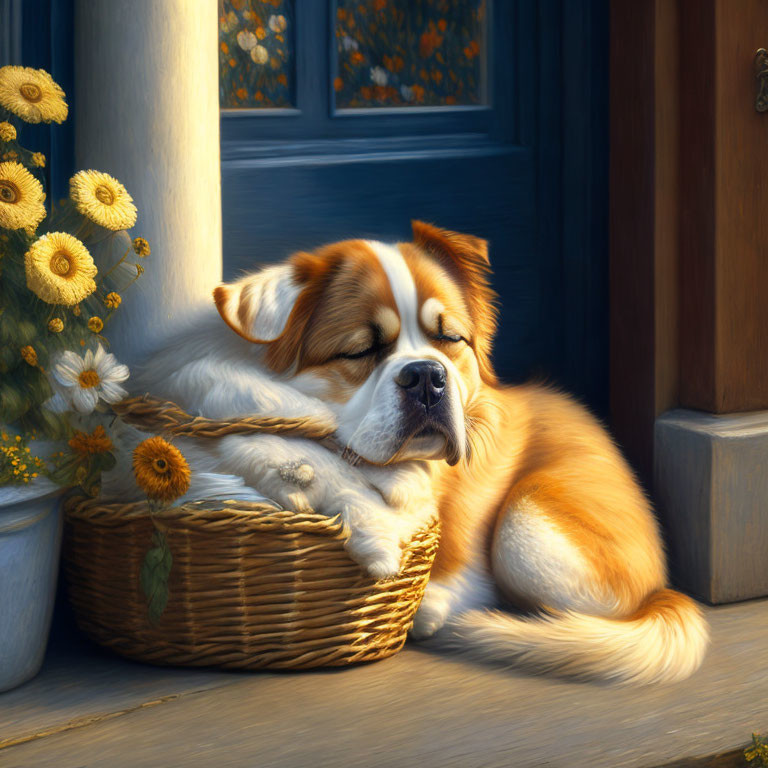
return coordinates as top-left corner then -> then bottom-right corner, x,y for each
655,408 -> 768,604
1,597 -> 767,768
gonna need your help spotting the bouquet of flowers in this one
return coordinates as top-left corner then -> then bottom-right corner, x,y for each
0,65 -> 148,495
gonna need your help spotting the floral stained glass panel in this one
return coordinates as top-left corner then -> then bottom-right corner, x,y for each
334,0 -> 487,109
219,0 -> 294,109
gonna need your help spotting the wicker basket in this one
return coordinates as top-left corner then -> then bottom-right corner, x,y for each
62,396 -> 440,670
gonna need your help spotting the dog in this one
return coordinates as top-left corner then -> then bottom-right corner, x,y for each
109,221 -> 708,685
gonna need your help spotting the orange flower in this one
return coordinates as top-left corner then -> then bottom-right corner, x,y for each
351,51 -> 365,65
133,436 -> 191,504
419,29 -> 442,58
270,57 -> 279,69
277,73 -> 288,86
220,42 -> 229,54
337,7 -> 346,20
255,90 -> 264,102
236,87 -> 247,100
256,26 -> 266,40
361,86 -> 373,100
438,19 -> 447,32
374,0 -> 386,10
431,69 -> 443,84
20,345 -> 37,366
229,58 -> 236,67
334,77 -> 343,92
69,424 -> 112,456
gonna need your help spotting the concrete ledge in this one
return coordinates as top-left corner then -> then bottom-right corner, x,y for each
655,409 -> 768,604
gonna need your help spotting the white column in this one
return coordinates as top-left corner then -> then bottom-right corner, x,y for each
74,0 -> 222,365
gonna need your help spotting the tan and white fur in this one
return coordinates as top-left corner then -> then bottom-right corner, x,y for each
107,222 -> 708,685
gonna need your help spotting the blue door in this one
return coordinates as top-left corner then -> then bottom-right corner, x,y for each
219,0 -> 608,411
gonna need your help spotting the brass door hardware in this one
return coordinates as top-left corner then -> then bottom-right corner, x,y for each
756,48 -> 768,111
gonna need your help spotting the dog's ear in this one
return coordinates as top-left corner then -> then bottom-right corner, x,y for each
213,264 -> 302,344
411,220 -> 499,383
213,252 -> 333,372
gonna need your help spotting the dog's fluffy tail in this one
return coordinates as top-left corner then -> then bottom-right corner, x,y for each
448,589 -> 708,685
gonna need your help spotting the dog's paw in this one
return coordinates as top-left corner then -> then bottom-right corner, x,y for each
362,550 -> 402,581
345,532 -> 402,580
410,585 -> 451,640
285,490 -> 313,514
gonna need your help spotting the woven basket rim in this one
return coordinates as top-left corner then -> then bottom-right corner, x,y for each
66,495 -> 350,536
65,495 -> 439,542
113,394 -> 339,443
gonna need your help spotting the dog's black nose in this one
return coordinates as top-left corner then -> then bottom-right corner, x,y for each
395,360 -> 446,409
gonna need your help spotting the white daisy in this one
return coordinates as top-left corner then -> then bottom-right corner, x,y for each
250,45 -> 268,65
45,344 -> 129,414
342,36 -> 359,52
370,66 -> 388,86
237,29 -> 257,51
268,14 -> 287,33
400,84 -> 414,102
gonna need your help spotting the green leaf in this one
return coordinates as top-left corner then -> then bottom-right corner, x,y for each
140,530 -> 173,625
94,451 -> 117,474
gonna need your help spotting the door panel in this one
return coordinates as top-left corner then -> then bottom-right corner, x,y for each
222,144 -> 540,379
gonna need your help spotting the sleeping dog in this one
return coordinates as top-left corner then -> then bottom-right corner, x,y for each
107,221 -> 708,685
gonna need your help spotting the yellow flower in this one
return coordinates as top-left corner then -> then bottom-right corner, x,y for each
25,232 -> 97,306
31,152 -> 45,168
2,150 -> 17,161
20,345 -> 37,366
48,317 -> 64,333
133,436 -> 191,503
104,291 -> 122,309
69,169 -> 137,230
135,263 -> 144,277
87,316 -> 104,333
0,66 -> 68,124
0,122 -> 16,142
68,424 -> 112,456
132,237 -> 150,257
0,161 -> 46,230
72,304 -> 81,316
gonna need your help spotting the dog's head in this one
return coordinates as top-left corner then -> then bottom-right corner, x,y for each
214,221 -> 498,466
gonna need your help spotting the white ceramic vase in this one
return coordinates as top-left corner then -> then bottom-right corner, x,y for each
0,479 -> 63,692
